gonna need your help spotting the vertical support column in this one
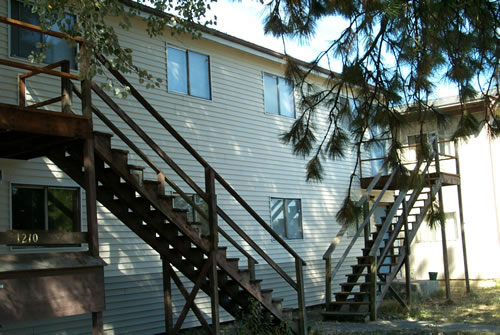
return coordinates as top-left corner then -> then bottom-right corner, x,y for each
454,140 -> 471,293
363,201 -> 370,246
81,42 -> 103,335
434,142 -> 451,301
295,258 -> 307,335
248,258 -> 256,282
403,200 -> 411,306
61,60 -> 72,113
325,258 -> 332,305
19,77 -> 26,107
205,167 -> 220,334
369,255 -> 377,321
162,256 -> 174,333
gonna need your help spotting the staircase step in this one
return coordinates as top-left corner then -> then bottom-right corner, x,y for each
328,301 -> 369,306
143,179 -> 162,195
111,148 -> 129,167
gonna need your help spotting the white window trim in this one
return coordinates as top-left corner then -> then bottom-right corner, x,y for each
166,44 -> 212,101
269,197 -> 304,240
263,72 -> 296,118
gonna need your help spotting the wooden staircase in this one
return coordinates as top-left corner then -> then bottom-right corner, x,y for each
0,21 -> 307,333
323,142 -> 445,322
47,132 -> 288,326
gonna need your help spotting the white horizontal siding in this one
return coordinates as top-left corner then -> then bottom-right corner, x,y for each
0,5 -> 363,333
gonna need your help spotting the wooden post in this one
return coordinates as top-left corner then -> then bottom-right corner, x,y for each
403,200 -> 411,306
369,255 -> 377,321
205,167 -> 220,334
363,201 -> 370,247
81,42 -> 103,335
434,143 -> 451,301
295,258 -> 307,335
162,256 -> 173,333
19,77 -> 26,107
454,140 -> 471,293
248,258 -> 256,282
61,60 -> 72,113
325,257 -> 332,305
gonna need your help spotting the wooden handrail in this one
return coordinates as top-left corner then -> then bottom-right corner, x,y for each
323,156 -> 391,260
0,59 -> 78,80
74,84 -> 259,265
368,138 -> 438,258
96,56 -> 306,277
327,165 -> 399,278
0,16 -> 84,43
20,60 -> 71,79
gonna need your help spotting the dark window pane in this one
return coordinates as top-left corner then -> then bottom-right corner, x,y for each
168,47 -> 188,94
270,199 -> 285,238
188,51 -> 210,99
47,188 -> 78,232
264,74 -> 279,115
286,199 -> 302,239
10,0 -> 41,59
12,186 -> 45,230
278,77 -> 295,118
11,1 -> 76,69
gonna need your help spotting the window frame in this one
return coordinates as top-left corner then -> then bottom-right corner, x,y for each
8,0 -> 78,70
9,183 -> 82,249
269,197 -> 303,240
166,45 -> 212,100
263,72 -> 296,118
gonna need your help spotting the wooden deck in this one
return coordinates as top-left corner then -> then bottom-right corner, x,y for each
361,172 -> 460,190
0,103 -> 89,160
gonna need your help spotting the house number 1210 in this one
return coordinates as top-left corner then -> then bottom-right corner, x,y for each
17,233 -> 39,244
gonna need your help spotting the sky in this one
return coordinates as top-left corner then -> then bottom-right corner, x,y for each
209,0 -> 459,99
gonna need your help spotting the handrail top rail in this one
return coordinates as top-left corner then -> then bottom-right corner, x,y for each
323,156 -> 393,260
97,55 -> 305,266
0,16 -> 84,43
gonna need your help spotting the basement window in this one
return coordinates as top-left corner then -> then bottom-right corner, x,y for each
270,198 -> 303,239
11,185 -> 81,246
10,0 -> 77,69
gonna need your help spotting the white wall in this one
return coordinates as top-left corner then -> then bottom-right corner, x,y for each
0,3 -> 362,333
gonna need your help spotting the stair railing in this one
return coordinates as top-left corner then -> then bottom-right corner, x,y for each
323,156 -> 397,304
77,56 -> 307,332
366,136 -> 438,319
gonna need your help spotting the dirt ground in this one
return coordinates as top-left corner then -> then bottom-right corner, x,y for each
308,280 -> 500,334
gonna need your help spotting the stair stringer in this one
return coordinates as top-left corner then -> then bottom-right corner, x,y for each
375,179 -> 443,307
47,138 -> 285,326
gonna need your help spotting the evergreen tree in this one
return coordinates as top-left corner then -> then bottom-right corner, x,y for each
24,0 -> 499,223
264,0 -> 499,223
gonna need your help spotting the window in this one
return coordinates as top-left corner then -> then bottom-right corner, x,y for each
270,198 -> 303,239
172,194 -> 208,234
167,46 -> 211,99
11,185 -> 80,233
10,0 -> 77,69
264,73 -> 295,118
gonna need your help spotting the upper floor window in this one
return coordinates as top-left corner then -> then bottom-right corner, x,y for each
10,0 -> 77,69
167,46 -> 211,100
270,198 -> 303,239
264,73 -> 295,118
